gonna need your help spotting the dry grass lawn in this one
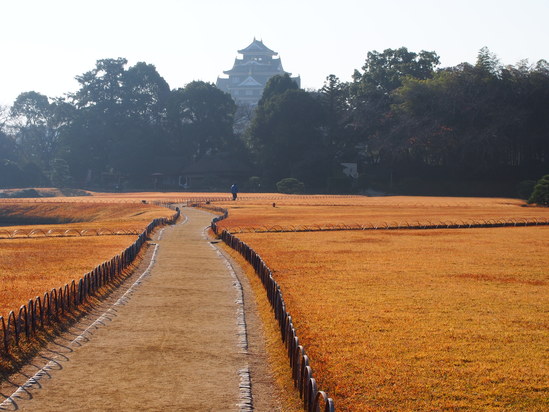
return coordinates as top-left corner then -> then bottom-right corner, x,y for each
0,201 -> 174,232
236,226 -> 549,411
0,201 -> 174,318
2,192 -> 547,410
215,196 -> 549,232
0,236 -> 138,318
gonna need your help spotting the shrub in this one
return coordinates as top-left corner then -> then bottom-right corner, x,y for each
527,174 -> 549,206
276,177 -> 305,194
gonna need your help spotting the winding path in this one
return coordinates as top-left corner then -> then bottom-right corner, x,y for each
0,207 -> 280,411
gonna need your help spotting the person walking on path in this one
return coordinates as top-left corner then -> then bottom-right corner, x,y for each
231,183 -> 238,201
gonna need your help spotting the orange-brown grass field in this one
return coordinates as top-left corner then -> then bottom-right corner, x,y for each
1,188 -> 273,202
215,196 -> 549,232
235,226 -> 549,411
0,200 -> 174,318
2,192 -> 548,409
0,201 -> 175,233
0,235 -> 137,317
210,196 -> 549,410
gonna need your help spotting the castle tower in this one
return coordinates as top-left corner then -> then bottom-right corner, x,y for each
216,38 -> 300,106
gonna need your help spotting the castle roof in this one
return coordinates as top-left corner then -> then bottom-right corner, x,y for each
217,39 -> 300,105
238,38 -> 277,56
223,59 -> 288,75
237,76 -> 263,87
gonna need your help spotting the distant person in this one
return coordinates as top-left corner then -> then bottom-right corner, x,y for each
231,183 -> 238,201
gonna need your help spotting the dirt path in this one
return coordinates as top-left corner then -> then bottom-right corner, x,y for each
0,207 -> 281,411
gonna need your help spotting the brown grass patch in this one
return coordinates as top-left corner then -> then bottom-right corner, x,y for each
0,201 -> 174,231
0,251 -> 146,377
0,201 -> 174,318
236,226 -> 549,411
0,235 -> 138,318
0,198 -> 173,373
214,196 -> 549,232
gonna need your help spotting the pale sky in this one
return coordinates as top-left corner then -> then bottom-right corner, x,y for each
1,0 -> 548,106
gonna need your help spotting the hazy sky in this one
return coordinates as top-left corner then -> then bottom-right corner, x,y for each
1,0 -> 548,106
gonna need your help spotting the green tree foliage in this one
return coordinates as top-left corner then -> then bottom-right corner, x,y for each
0,102 -> 51,187
0,159 -> 27,188
476,46 -> 502,77
0,130 -> 17,162
3,47 -> 548,195
73,58 -> 128,110
124,62 -> 171,122
68,58 -> 172,179
64,58 -> 131,181
346,48 -> 440,186
391,56 -> 549,181
62,59 -> 238,186
0,159 -> 45,188
319,75 -> 353,159
109,63 -> 170,178
10,91 -> 55,168
246,79 -> 328,189
259,73 -> 299,104
528,174 -> 549,205
49,158 -> 72,187
166,81 -> 237,162
352,47 -> 440,95
331,47 -> 549,194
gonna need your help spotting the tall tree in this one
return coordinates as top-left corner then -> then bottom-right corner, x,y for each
166,81 -> 237,162
347,47 -> 441,183
73,58 -> 128,110
0,130 -> 17,162
64,58 -> 129,181
10,91 -> 59,169
63,59 -> 172,182
353,47 -> 440,95
0,105 -> 17,161
476,46 -> 501,77
319,75 -> 353,160
247,86 -> 327,188
390,51 -> 549,182
124,62 -> 170,123
258,73 -> 299,104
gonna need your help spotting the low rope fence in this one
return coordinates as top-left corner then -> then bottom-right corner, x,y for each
217,217 -> 549,234
189,202 -> 229,219
0,227 -> 145,239
0,209 -> 180,356
203,203 -> 335,412
185,196 -> 535,208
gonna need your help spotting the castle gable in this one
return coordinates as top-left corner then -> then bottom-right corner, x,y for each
216,38 -> 300,106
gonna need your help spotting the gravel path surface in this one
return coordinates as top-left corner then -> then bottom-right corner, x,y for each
0,207 -> 280,411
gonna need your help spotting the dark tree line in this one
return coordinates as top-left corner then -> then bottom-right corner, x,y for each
1,48 -> 548,196
246,47 -> 549,196
1,58 -> 238,189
